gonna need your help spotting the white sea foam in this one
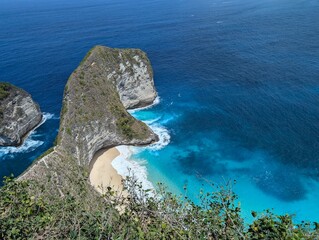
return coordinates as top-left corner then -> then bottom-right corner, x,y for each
0,112 -> 55,158
111,123 -> 170,191
0,137 -> 44,158
146,124 -> 170,151
42,112 -> 58,121
156,114 -> 178,125
112,145 -> 154,191
28,112 -> 57,133
143,116 -> 162,125
111,96 -> 172,192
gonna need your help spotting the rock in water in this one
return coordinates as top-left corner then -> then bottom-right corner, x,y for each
0,82 -> 42,146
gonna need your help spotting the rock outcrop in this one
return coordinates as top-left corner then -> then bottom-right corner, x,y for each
0,83 -> 42,146
20,46 -> 158,181
56,46 -> 158,166
97,47 -> 157,109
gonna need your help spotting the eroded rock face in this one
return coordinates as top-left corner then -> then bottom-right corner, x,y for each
0,83 -> 42,146
77,46 -> 157,109
115,53 -> 157,109
20,46 -> 158,181
54,46 -> 158,166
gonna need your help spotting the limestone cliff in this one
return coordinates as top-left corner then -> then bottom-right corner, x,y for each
21,46 -> 158,182
56,46 -> 157,166
0,83 -> 42,146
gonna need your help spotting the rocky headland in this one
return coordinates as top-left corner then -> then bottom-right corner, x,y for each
2,47 -> 316,240
20,46 -> 158,191
0,83 -> 42,146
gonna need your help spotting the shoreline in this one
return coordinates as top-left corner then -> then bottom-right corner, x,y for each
90,145 -> 156,194
0,113 -> 55,157
89,147 -> 124,194
89,97 -> 164,194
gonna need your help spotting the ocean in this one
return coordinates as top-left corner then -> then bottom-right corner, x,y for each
0,0 -> 318,222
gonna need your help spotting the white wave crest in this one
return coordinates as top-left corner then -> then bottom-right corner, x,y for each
111,97 -> 171,192
42,112 -> 58,121
29,112 -> 57,133
0,136 -> 44,158
112,146 -> 154,191
147,124 -> 170,151
0,112 -> 56,158
143,116 -> 162,125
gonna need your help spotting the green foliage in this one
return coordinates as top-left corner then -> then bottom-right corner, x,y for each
66,127 -> 72,135
0,177 -> 53,239
53,137 -> 58,146
79,47 -> 94,66
36,147 -> 54,160
116,117 -> 134,139
0,175 -> 318,240
0,82 -> 11,101
64,85 -> 69,94
110,103 -> 125,117
247,210 -> 318,239
60,102 -> 68,121
111,104 -> 136,139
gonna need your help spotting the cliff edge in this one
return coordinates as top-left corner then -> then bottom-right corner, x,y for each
0,83 -> 42,146
20,46 -> 158,185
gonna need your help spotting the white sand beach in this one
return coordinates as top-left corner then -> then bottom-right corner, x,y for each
89,147 -> 124,194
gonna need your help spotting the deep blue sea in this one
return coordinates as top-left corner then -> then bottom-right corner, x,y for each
0,0 -> 318,223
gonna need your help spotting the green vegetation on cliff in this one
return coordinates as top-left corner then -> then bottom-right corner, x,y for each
0,83 -> 11,118
0,83 -> 11,101
0,175 -> 318,239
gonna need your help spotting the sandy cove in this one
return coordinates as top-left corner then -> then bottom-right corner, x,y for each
89,147 -> 124,194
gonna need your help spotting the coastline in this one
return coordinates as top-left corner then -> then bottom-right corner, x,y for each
0,113 -> 55,157
89,145 -> 155,194
112,145 -> 155,191
89,97 -> 167,194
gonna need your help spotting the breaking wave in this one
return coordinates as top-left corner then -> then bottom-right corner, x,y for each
112,145 -> 155,191
0,112 -> 55,159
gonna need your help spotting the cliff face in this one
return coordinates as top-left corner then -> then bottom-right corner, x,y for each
92,46 -> 157,109
0,83 -> 42,146
21,46 -> 157,181
56,46 -> 157,166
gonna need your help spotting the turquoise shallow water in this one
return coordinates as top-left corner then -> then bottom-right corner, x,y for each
0,0 -> 318,223
130,101 -> 319,222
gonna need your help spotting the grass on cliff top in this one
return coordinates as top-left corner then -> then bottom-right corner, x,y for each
79,47 -> 95,66
0,82 -> 11,101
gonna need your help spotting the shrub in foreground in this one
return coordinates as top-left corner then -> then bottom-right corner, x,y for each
0,175 -> 318,239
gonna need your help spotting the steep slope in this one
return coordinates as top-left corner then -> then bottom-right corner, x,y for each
56,46 -> 158,166
20,46 -> 157,183
0,82 -> 42,146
